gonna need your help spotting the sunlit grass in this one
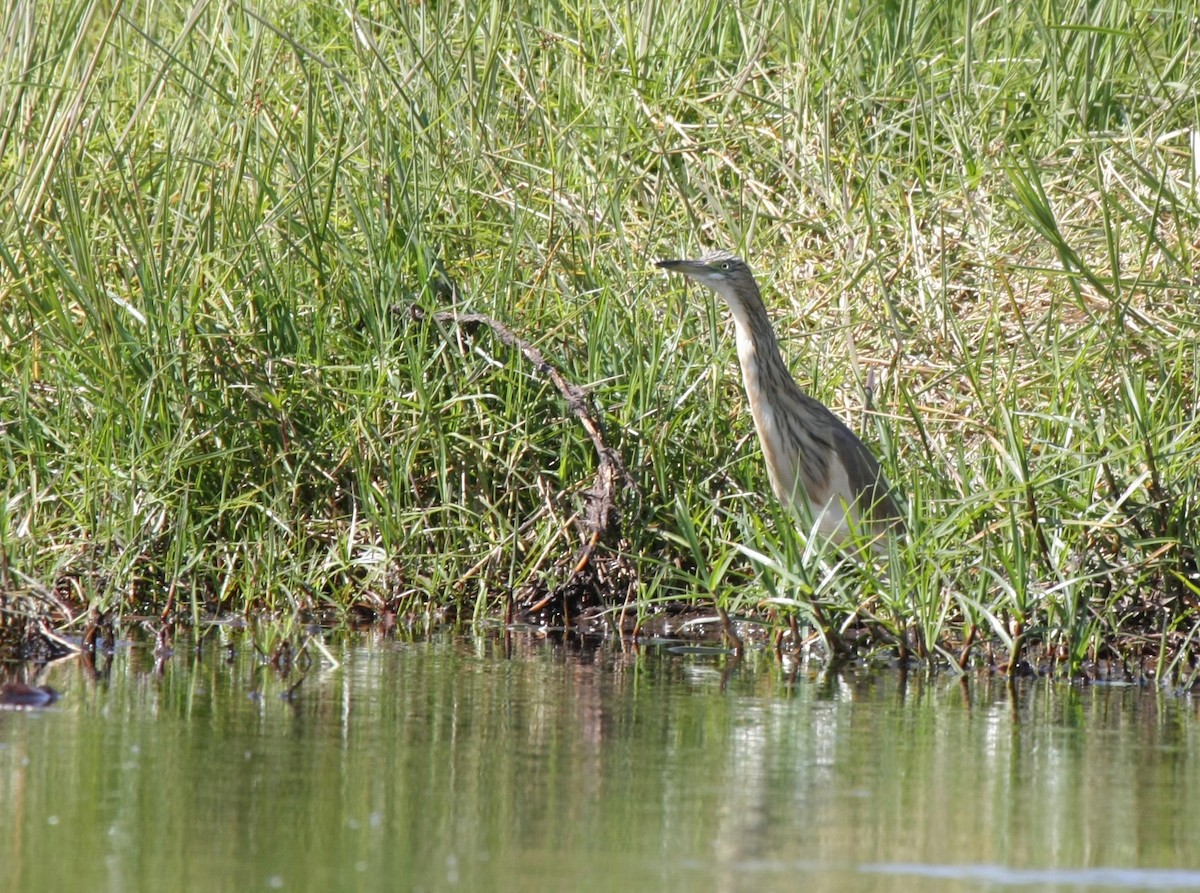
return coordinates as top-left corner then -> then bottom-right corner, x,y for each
1,0 -> 1198,676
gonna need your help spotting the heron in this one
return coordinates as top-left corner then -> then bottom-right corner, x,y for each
656,249 -> 903,553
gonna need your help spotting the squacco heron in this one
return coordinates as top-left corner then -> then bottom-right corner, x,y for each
657,250 -> 903,551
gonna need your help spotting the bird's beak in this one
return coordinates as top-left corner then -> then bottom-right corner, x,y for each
656,258 -> 707,276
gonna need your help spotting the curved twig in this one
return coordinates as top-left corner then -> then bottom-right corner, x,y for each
409,305 -> 637,610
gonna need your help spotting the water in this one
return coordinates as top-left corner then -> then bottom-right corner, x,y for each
2,631 -> 1199,892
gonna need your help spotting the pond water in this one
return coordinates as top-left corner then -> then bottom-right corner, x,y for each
2,629 -> 1199,892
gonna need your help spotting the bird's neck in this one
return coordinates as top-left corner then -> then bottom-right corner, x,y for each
719,285 -> 793,391
718,282 -> 807,509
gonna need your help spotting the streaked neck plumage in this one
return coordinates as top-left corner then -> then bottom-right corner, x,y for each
707,275 -> 790,386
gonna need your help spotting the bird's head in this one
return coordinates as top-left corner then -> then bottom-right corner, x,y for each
655,249 -> 759,308
656,249 -> 748,283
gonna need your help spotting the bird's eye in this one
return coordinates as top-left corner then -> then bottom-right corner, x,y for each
721,262 -> 731,271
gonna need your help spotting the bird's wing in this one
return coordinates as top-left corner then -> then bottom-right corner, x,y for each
830,421 -> 902,525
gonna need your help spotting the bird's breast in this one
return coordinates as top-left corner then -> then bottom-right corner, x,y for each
736,348 -> 796,505
734,328 -> 854,541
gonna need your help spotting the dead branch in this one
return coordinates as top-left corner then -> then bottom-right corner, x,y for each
409,305 -> 637,614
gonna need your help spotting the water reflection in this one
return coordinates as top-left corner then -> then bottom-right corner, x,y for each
1,630 -> 1198,893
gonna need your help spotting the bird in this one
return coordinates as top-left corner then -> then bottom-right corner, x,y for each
656,249 -> 903,553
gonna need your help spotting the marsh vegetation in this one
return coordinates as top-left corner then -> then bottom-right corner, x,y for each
2,0 -> 1198,678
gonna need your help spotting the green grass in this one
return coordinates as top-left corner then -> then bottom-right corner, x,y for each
2,0 -> 1199,678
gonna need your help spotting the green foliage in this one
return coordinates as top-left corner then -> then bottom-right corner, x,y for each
1,0 -> 1198,674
